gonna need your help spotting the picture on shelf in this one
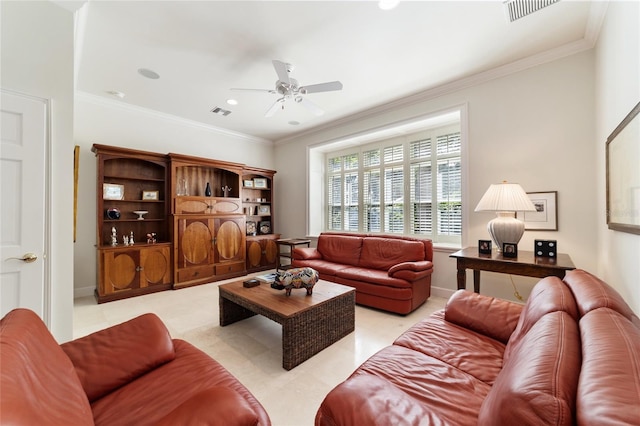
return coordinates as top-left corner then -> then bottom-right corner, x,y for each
142,190 -> 159,200
259,221 -> 271,235
246,221 -> 257,236
502,243 -> 518,258
103,183 -> 124,200
258,205 -> 271,215
253,178 -> 268,188
243,179 -> 253,188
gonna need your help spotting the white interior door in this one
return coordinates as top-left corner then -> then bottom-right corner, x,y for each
0,90 -> 48,321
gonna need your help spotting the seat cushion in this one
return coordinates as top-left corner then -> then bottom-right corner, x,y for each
394,311 -> 506,385
317,345 -> 490,426
0,309 -> 94,425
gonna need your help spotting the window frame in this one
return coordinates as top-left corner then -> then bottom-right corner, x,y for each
325,123 -> 462,244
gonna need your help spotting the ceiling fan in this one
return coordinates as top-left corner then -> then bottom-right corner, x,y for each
231,60 -> 343,118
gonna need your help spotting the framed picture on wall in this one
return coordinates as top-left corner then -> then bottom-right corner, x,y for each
516,191 -> 558,231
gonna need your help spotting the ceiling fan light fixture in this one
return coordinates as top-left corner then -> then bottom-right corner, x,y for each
137,68 -> 160,79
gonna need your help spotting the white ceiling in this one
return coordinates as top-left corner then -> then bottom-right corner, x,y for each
76,1 -> 602,143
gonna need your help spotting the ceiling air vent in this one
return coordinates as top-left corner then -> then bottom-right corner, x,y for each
210,107 -> 231,116
504,0 -> 560,22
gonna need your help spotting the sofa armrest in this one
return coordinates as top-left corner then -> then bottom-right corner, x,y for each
388,261 -> 433,281
445,290 -> 523,344
292,247 -> 322,260
61,313 -> 175,402
156,387 -> 260,426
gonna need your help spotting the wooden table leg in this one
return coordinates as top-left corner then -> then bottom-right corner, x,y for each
456,264 -> 466,290
473,270 -> 481,293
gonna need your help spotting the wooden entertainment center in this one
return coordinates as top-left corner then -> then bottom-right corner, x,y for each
92,144 -> 278,303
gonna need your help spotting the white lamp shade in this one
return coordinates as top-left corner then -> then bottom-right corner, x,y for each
475,182 -> 536,251
474,183 -> 536,212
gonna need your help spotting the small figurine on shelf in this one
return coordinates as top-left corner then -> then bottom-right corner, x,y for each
129,231 -> 134,245
205,182 -> 212,196
146,233 -> 157,244
221,185 -> 232,197
111,227 -> 118,246
123,235 -> 129,246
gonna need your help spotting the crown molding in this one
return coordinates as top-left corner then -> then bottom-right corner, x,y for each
75,91 -> 273,145
276,36 -> 598,146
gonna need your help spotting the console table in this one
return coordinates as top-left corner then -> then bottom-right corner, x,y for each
449,247 -> 576,293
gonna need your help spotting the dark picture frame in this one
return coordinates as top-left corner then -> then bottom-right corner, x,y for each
606,101 -> 640,235
502,243 -> 518,258
478,240 -> 492,254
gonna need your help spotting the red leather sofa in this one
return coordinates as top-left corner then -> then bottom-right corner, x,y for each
316,269 -> 640,425
291,232 -> 433,314
1,309 -> 270,426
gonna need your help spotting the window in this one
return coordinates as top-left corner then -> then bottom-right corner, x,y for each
326,123 -> 461,243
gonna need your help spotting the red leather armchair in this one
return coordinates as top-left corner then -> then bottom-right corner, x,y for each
1,309 -> 270,425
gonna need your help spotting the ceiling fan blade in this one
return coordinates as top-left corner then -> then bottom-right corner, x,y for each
272,60 -> 291,85
265,98 -> 284,118
297,97 -> 325,116
230,88 -> 276,94
299,81 -> 343,94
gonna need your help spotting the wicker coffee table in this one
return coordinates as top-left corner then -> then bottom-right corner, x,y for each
219,279 -> 355,370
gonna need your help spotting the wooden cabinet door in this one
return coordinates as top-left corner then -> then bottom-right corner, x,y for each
101,249 -> 140,295
246,236 -> 279,272
247,239 -> 263,269
263,238 -> 278,266
139,245 -> 171,287
213,216 -> 245,264
176,217 -> 215,268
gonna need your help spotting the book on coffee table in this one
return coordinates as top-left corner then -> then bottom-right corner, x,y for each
255,272 -> 277,283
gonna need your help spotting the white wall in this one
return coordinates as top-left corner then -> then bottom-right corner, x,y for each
1,1 -> 75,341
595,1 -> 640,314
275,50 -> 597,303
73,94 -> 276,296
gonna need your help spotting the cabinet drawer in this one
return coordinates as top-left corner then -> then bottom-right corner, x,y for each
215,261 -> 245,275
177,265 -> 215,283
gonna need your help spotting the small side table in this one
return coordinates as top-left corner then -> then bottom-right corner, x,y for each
276,238 -> 311,271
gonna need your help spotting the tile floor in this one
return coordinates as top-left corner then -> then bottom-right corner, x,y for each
73,274 -> 447,426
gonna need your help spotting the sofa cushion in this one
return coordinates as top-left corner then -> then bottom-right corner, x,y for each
394,311 -> 506,385
503,276 -> 578,362
336,266 -> 412,288
156,387 -> 259,426
358,237 -> 425,270
317,235 -> 363,266
62,313 -> 176,402
576,308 -> 640,425
91,339 -> 270,426
317,345 -> 490,426
445,290 -> 523,344
477,311 -> 580,426
563,269 -> 640,325
0,309 -> 94,425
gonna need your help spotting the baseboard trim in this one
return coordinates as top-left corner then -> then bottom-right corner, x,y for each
74,286 -> 95,299
431,285 -> 456,300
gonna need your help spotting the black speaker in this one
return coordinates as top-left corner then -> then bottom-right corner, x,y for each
534,240 -> 557,257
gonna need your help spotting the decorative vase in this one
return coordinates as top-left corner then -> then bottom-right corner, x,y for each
205,182 -> 212,197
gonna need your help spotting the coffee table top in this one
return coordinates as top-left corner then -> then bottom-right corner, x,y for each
218,279 -> 355,318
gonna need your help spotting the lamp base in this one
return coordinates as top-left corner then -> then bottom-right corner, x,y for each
487,212 -> 525,252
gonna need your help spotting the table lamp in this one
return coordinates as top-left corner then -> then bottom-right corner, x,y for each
474,181 -> 536,252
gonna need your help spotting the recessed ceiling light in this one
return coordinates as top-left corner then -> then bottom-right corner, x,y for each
106,90 -> 125,98
138,68 -> 160,79
378,0 -> 400,10
226,99 -> 238,106
288,121 -> 300,126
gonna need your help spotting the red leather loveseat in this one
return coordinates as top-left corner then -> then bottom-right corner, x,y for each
316,269 -> 640,425
1,309 -> 270,426
291,232 -> 433,314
